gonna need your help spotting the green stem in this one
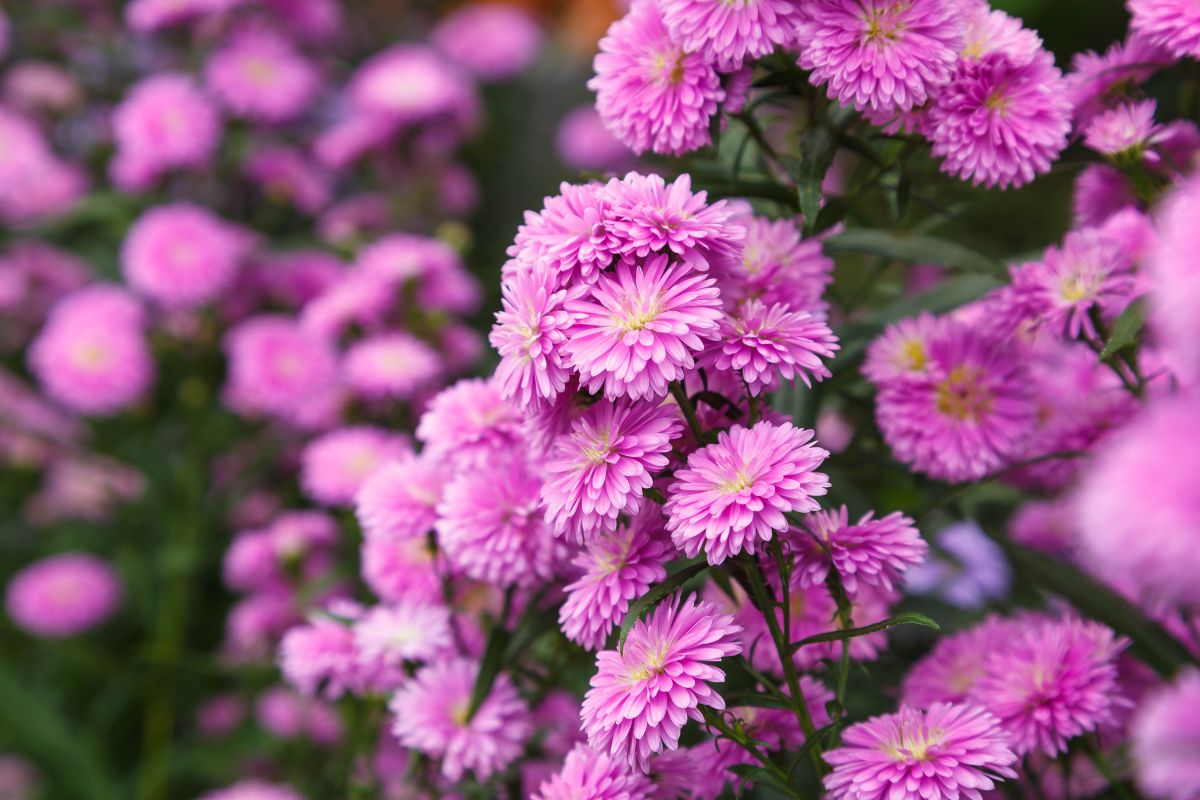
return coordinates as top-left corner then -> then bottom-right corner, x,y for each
824,572 -> 855,712
669,381 -> 705,442
735,111 -> 797,191
700,708 -> 808,800
1079,739 -> 1135,800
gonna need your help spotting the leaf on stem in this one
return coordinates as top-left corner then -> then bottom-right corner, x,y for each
1100,298 -> 1146,359
823,229 -> 1007,279
788,611 -> 940,653
617,559 -> 709,652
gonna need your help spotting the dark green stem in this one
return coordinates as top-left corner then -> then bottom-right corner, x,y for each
669,381 -> 705,442
700,708 -> 809,800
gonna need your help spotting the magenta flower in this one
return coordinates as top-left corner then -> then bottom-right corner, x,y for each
243,146 -> 332,215
581,594 -> 742,770
1129,0 -> 1200,61
223,315 -> 339,424
874,318 -> 1035,482
563,255 -> 722,401
300,427 -> 411,507
390,658 -> 531,782
278,613 -> 360,700
928,51 -> 1071,189
660,0 -> 800,70
534,743 -> 654,800
960,4 -> 1043,64
490,265 -> 579,409
1066,36 -> 1170,124
559,508 -> 673,650
125,0 -> 245,32
792,505 -> 925,595
666,421 -> 830,565
430,3 -> 542,82
352,599 -> 454,667
901,616 -> 1019,708
588,0 -> 724,156
109,74 -> 222,191
415,378 -> 525,469
205,26 -> 320,123
508,181 -> 620,288
361,535 -> 443,605
342,332 -> 441,401
1132,670 -> 1200,800
861,311 -> 944,383
1084,99 -> 1160,156
556,106 -> 633,173
121,203 -> 254,309
196,781 -> 302,800
823,703 -> 1018,800
701,300 -> 838,395
1152,176 -> 1200,384
797,0 -> 964,114
972,616 -> 1129,757
355,454 -> 448,543
542,397 -> 682,543
6,553 -> 120,637
726,215 -> 833,312
347,45 -> 477,127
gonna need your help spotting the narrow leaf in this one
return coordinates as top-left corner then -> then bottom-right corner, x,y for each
726,764 -> 798,798
722,692 -> 794,711
789,612 -> 940,653
823,228 -> 1007,278
618,559 -> 709,651
468,589 -> 516,718
797,113 -> 844,235
1100,298 -> 1147,358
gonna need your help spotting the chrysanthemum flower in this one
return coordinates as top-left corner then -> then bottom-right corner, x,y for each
391,658 -> 531,781
196,780 -> 302,800
223,315 -> 339,424
972,616 -> 1129,757
564,255 -> 722,401
1074,164 -> 1136,228
355,454 -> 448,543
701,300 -> 838,396
491,265 -> 578,409
726,215 -> 833,312
436,457 -> 566,586
535,743 -> 655,800
508,182 -> 620,287
905,521 -> 1012,608
542,397 -> 681,542
28,286 -> 154,416
791,505 -> 925,595
928,51 -> 1071,189
1009,228 -> 1137,341
341,332 -> 441,401
1084,99 -> 1160,157
960,4 -> 1042,64
1128,0 -> 1200,61
300,427 -> 411,507
874,318 -> 1034,482
901,616 -> 1019,708
1132,670 -> 1200,800
109,74 -> 222,191
798,0 -> 964,115
6,553 -> 120,637
581,594 -> 742,770
823,703 -> 1018,800
559,508 -> 673,650
430,3 -> 543,82
255,687 -> 342,745
1152,177 -> 1200,384
361,535 -> 443,605
861,311 -> 944,384
205,27 -> 321,123
556,106 -> 633,173
666,422 -> 829,565
352,600 -> 454,667
1066,36 -> 1170,124
0,108 -> 86,226
417,378 -> 523,469
122,203 -> 254,309
660,0 -> 800,71
279,608 -> 372,700
588,0 -> 724,156
348,44 -> 478,128
124,0 -> 245,32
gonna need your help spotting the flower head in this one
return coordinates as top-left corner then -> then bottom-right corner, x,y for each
196,781 -> 302,800
355,454 -> 448,543
1129,0 -> 1200,61
416,378 -> 525,469
792,505 -> 926,595
581,594 -> 742,770
1084,99 -> 1160,157
701,300 -> 838,395
542,397 -> 682,543
1132,670 -> 1200,800
661,0 -> 801,71
901,616 -> 1020,707
905,521 -> 1012,608
491,264 -> 579,409
725,215 -> 833,312
205,27 -> 320,123
223,315 -> 339,424
300,427 -> 411,507
6,553 -> 120,637
1151,175 -> 1200,385
390,657 -> 530,781
588,0 -> 724,156
342,333 -> 441,401
348,45 -> 477,128
797,0 -> 965,114
110,74 -> 221,191
666,421 -> 830,565
508,182 -> 620,287
534,743 -> 655,800
431,3 -> 542,82
352,600 -> 454,667
862,311 -> 944,383
823,703 -> 1018,800
1066,36 -> 1170,124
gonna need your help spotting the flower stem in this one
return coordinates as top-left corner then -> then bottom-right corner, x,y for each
700,707 -> 809,800
669,381 -> 705,443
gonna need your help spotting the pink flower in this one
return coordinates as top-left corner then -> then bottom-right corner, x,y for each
900,615 -> 1019,707
431,4 -> 542,82
361,535 -> 443,605
1066,36 -> 1170,124
1129,0 -> 1200,61
797,0 -> 964,114
660,0 -> 801,71
122,203 -> 255,309
701,300 -> 838,395
255,688 -> 342,745
1084,99 -> 1160,156
300,427 -> 411,506
666,421 -> 830,565
352,599 -> 454,667
725,215 -> 833,312
542,397 -> 682,543
415,378 -> 525,469
205,27 -> 321,123
1132,670 -> 1200,800
125,0 -> 245,32
278,611 -> 360,700
196,780 -> 302,800
6,553 -> 120,637
792,505 -> 925,595
342,333 -> 441,401
223,315 -> 339,424
508,181 -> 621,287
588,0 -> 724,156
581,594 -> 742,770
564,255 -> 722,401
928,51 -> 1071,189
823,703 -> 1018,800
490,265 -> 579,409
243,146 -> 333,214
0,108 -> 86,226
347,45 -> 477,128
559,508 -> 673,650
355,454 -> 448,542
110,74 -> 221,191
1151,175 -> 1200,385
390,658 -> 531,781
28,286 -> 153,416
555,106 -> 631,173
535,744 -> 655,800
861,311 -> 944,383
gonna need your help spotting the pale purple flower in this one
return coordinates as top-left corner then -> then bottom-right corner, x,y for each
588,0 -> 724,156
490,265 -> 579,409
581,594 -> 742,770
342,333 -> 441,401
6,553 -> 121,637
205,27 -> 320,123
1128,0 -> 1200,61
352,600 -> 454,667
390,658 -> 530,781
862,311 -> 944,383
906,521 -> 1011,608
535,743 -> 655,800
660,0 -> 801,71
823,703 -> 1018,800
666,421 -> 830,565
559,508 -> 673,650
700,300 -> 838,395
110,74 -> 221,191
792,505 -> 925,595
797,0 -> 965,114
431,3 -> 543,82
1084,99 -> 1160,156
563,255 -> 722,401
1131,670 -> 1200,800
415,378 -> 524,469
542,397 -> 682,543
355,453 -> 448,542
300,427 -> 412,506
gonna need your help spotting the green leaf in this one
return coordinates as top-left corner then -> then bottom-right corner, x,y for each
726,764 -> 798,798
722,692 -> 795,710
987,533 -> 1199,677
617,559 -> 709,651
789,612 -> 940,653
1100,298 -> 1147,359
468,589 -> 516,718
823,228 -> 1007,279
797,107 -> 852,235
0,662 -> 124,800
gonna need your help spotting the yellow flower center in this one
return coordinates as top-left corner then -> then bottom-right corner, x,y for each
936,366 -> 992,421
719,470 -> 753,494
900,339 -> 927,371
71,342 -> 111,370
